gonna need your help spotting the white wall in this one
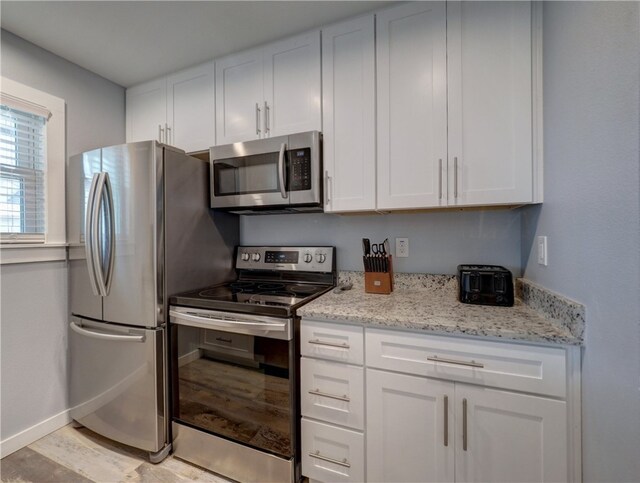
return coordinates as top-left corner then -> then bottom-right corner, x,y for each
241,210 -> 522,275
0,30 -> 125,447
521,3 -> 640,481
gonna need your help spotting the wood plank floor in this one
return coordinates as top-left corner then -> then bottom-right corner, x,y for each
0,425 -> 232,483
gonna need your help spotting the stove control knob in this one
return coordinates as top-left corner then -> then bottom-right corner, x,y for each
303,253 -> 313,263
251,252 -> 261,262
316,253 -> 326,264
241,252 -> 250,262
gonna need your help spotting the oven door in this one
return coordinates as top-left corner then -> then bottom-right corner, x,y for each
169,307 -> 296,459
210,135 -> 291,209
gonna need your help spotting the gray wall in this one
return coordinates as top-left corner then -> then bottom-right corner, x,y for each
521,3 -> 640,481
241,210 -> 522,275
0,30 -> 125,441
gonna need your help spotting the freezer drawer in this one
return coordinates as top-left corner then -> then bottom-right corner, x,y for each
69,316 -> 166,453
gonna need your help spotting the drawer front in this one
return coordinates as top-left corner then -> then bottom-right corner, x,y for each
366,328 -> 567,398
301,320 -> 364,365
302,419 -> 365,483
301,358 -> 365,430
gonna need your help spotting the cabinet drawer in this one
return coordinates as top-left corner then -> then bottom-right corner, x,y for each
301,320 -> 363,365
366,328 -> 567,398
301,358 -> 364,430
302,419 -> 365,483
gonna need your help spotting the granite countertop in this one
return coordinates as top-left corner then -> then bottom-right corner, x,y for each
299,272 -> 584,345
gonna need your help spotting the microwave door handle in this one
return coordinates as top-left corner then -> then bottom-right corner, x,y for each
278,142 -> 288,199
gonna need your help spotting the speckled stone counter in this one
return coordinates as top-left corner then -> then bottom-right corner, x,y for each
299,272 -> 584,345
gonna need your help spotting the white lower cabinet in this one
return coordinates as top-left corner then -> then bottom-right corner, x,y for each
366,369 -> 454,483
301,318 -> 580,483
454,385 -> 567,483
302,419 -> 365,483
367,369 -> 568,483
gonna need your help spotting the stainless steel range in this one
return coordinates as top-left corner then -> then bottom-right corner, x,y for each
169,246 -> 336,483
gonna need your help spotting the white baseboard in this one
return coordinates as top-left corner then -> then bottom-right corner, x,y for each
0,409 -> 71,458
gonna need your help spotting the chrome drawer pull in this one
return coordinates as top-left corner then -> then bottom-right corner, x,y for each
308,389 -> 350,402
308,339 -> 350,349
427,356 -> 484,368
309,450 -> 351,468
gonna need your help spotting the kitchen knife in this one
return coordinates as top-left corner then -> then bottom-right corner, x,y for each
362,238 -> 371,256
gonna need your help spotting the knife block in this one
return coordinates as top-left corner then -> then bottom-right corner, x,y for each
364,255 -> 394,294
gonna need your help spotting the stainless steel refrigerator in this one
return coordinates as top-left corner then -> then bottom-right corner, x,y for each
67,141 -> 238,462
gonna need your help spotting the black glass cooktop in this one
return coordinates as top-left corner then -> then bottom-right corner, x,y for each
170,280 -> 332,317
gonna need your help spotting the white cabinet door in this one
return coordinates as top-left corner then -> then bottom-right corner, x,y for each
376,2 -> 448,210
263,30 -> 321,138
322,15 -> 376,213
447,1 -> 533,206
366,368 -> 455,483
166,62 -> 215,153
215,48 -> 264,145
455,384 -> 568,483
126,78 -> 166,143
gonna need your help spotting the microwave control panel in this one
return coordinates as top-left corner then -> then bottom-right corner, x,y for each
288,148 -> 311,191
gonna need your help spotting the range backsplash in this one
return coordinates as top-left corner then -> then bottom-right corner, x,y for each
240,210 -> 522,276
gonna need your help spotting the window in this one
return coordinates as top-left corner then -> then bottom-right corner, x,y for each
0,105 -> 47,238
0,77 -> 65,246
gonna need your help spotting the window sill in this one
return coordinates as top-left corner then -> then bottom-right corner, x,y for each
0,243 -> 68,265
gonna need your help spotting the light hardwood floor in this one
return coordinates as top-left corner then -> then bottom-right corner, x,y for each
0,425 -> 232,482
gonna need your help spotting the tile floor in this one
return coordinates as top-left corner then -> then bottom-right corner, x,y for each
0,425 -> 231,482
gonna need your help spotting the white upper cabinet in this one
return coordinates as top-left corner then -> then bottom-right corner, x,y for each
264,31 -> 321,137
372,0 -> 540,211
322,15 -> 376,213
447,1 -> 535,206
215,31 -> 321,145
376,2 -> 448,210
126,61 -> 214,153
166,62 -> 215,153
126,78 -> 166,145
215,48 -> 264,145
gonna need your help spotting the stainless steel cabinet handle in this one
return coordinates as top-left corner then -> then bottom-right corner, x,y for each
463,398 -> 468,451
308,339 -> 350,349
308,389 -> 350,402
256,103 -> 261,136
85,173 -> 101,297
427,356 -> 484,368
278,142 -> 288,199
438,159 -> 443,200
165,123 -> 171,145
324,170 -> 331,206
264,101 -> 270,135
444,395 -> 449,447
309,451 -> 351,468
158,124 -> 164,143
70,321 -> 145,343
454,157 -> 459,198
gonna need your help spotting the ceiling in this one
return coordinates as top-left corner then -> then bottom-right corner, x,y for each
1,1 -> 393,88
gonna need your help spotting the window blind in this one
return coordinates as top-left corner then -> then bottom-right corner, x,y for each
0,104 -> 47,239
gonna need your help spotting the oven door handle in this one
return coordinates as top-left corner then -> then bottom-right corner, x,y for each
169,309 -> 290,339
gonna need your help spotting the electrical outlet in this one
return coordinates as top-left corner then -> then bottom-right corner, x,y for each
537,236 -> 548,266
396,238 -> 409,258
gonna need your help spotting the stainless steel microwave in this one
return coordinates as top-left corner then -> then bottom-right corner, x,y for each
210,131 -> 322,214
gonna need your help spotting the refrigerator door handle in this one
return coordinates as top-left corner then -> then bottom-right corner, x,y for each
103,173 -> 116,295
92,173 -> 108,296
85,173 -> 101,297
70,321 -> 146,343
